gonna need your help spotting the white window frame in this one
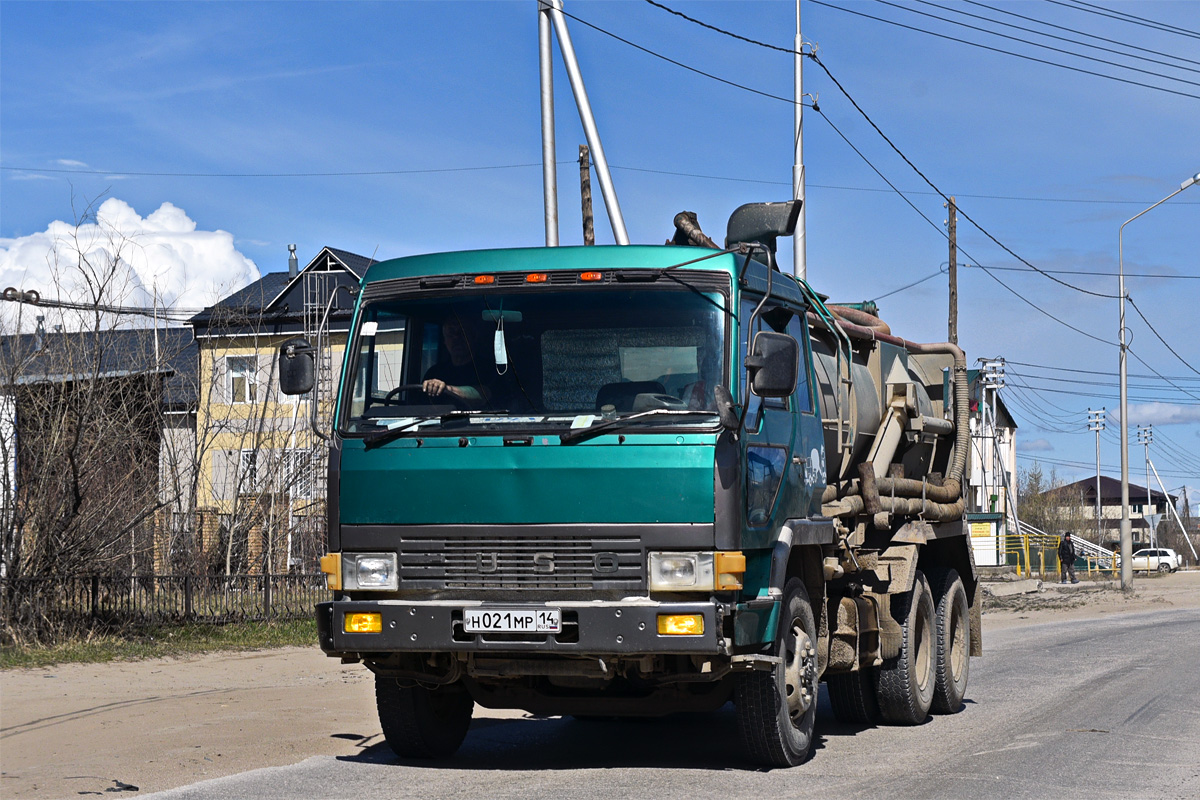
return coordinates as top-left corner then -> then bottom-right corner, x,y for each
227,356 -> 258,404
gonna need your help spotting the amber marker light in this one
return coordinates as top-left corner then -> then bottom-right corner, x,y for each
344,613 -> 382,634
525,273 -> 548,283
319,553 -> 342,591
580,271 -> 603,281
657,614 -> 704,636
474,275 -> 495,285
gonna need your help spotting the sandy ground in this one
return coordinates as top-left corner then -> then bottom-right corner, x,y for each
3,571 -> 1198,799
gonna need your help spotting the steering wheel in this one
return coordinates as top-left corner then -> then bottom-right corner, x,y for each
383,383 -> 472,410
383,384 -> 425,404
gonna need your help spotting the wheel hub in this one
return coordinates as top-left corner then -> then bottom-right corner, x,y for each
784,622 -> 818,721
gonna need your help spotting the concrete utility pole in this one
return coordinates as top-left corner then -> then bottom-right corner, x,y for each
947,196 -> 958,345
1117,170 -> 1200,589
579,145 -> 594,246
1088,408 -> 1105,545
1138,425 -> 1154,546
792,0 -> 806,280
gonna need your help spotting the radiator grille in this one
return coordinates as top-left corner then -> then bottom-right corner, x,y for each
396,535 -> 643,591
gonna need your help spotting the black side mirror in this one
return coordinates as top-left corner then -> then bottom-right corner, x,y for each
278,336 -> 315,395
745,331 -> 798,398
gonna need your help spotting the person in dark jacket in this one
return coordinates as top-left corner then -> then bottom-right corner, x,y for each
1058,532 -> 1079,584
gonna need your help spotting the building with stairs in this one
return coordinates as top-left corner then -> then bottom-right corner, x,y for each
186,246 -> 375,574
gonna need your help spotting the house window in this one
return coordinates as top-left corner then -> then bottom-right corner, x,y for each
228,356 -> 257,403
239,449 -> 259,492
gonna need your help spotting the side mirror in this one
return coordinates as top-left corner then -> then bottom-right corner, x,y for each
278,336 -> 315,395
745,331 -> 798,398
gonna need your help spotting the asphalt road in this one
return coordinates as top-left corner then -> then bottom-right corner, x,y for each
145,606 -> 1200,800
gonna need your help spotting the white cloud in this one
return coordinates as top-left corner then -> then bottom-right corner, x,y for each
1020,438 -> 1055,452
0,198 -> 259,330
55,159 -> 89,168
1116,403 -> 1200,426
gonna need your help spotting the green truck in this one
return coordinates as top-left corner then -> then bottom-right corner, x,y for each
280,201 -> 980,767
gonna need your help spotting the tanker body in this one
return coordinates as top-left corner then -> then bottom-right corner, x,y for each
279,201 -> 980,767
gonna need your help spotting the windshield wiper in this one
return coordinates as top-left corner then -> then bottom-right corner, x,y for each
558,409 -> 718,445
362,410 -> 501,450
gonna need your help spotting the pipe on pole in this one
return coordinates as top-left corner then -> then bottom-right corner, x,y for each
792,0 -> 806,280
543,0 -> 629,245
1147,459 -> 1198,561
538,3 -> 559,246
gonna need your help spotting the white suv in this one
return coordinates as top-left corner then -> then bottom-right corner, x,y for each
1127,548 -> 1182,573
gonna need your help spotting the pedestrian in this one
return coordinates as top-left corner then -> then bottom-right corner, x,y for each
1058,532 -> 1079,584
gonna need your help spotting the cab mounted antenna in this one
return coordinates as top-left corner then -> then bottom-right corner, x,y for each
537,0 -> 629,246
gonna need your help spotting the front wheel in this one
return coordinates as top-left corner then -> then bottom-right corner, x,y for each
736,578 -> 819,767
375,675 -> 474,759
876,571 -> 936,725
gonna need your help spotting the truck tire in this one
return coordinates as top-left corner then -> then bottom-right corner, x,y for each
826,668 -> 880,724
875,571 -> 935,725
930,569 -> 970,714
736,578 -> 818,767
375,675 -> 474,759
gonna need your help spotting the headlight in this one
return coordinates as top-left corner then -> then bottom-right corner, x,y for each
649,552 -> 714,591
341,552 -> 398,591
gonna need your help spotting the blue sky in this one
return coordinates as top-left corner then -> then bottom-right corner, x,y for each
2,0 -> 1198,505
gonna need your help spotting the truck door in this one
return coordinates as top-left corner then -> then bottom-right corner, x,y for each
740,297 -> 798,551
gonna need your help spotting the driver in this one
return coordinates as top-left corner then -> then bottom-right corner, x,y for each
421,315 -> 490,408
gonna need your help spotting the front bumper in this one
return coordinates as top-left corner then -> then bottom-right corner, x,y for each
316,599 -> 725,656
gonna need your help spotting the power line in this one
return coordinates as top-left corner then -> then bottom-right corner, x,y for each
10,161 -> 1198,209
870,0 -> 1200,90
806,0 -> 1200,100
964,0 -> 1200,70
641,2 -> 1128,300
1126,295 -> 1200,377
0,163 -> 556,178
1005,359 -> 1200,382
1049,0 -> 1200,42
1017,452 -> 1196,479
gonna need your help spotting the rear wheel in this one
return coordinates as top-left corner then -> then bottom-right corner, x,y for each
375,675 -> 474,759
737,578 -> 819,767
1158,562 -> 1171,573
876,571 -> 935,725
826,668 -> 880,724
930,570 -> 970,714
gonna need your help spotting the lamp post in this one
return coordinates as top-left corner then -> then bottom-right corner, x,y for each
1118,170 -> 1200,589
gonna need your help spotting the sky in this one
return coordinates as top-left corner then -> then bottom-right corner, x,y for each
1,0 -> 1198,507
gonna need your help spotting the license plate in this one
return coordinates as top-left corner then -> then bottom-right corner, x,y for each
462,607 -> 561,634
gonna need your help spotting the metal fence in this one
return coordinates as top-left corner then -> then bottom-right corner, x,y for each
0,573 -> 328,640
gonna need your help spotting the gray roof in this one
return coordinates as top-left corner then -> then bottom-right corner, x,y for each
1,327 -> 198,409
188,246 -> 375,330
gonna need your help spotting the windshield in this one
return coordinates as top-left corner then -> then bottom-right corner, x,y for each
341,285 -> 727,435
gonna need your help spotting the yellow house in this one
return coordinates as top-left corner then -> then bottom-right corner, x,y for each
187,247 -> 374,574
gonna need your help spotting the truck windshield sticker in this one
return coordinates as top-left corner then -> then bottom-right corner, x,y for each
570,414 -> 597,429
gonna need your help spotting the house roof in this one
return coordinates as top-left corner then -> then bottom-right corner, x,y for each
1,327 -> 198,409
189,246 -> 375,332
1051,475 -> 1177,506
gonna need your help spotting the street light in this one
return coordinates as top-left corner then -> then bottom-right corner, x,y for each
1117,170 -> 1200,590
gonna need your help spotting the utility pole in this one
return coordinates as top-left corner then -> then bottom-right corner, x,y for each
1137,425 -> 1154,546
1088,408 -> 1105,545
578,145 -> 594,246
947,196 -> 958,345
792,0 -> 806,280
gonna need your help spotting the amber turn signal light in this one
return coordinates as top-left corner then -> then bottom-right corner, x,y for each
657,614 -> 704,635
